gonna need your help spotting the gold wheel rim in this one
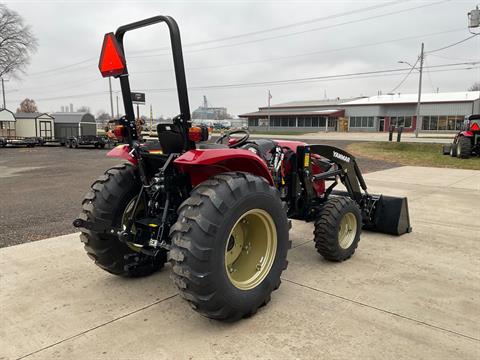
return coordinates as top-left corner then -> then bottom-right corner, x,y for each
225,209 -> 277,290
338,212 -> 357,249
121,196 -> 144,251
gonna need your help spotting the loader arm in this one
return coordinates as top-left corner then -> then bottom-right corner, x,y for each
296,144 -> 411,236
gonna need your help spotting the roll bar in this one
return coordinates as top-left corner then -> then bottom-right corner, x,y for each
114,16 -> 191,142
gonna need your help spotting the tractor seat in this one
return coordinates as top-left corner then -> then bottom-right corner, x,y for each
241,139 -> 277,161
197,143 -> 229,149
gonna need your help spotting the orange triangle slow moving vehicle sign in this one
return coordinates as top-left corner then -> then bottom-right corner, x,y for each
98,33 -> 126,78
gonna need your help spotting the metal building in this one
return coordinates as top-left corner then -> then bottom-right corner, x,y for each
240,91 -> 480,133
52,112 -> 96,144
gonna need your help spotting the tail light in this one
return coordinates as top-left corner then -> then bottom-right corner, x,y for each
188,126 -> 210,142
113,125 -> 126,139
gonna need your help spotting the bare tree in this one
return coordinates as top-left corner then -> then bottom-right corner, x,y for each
17,98 -> 37,113
468,82 -> 480,91
77,105 -> 91,113
0,4 -> 38,78
96,111 -> 111,125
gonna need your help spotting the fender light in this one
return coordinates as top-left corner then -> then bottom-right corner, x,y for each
188,126 -> 210,142
98,33 -> 127,77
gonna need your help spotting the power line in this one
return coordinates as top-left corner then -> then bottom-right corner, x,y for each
23,27 -> 465,82
13,62 -> 476,103
427,33 -> 480,54
423,57 -> 437,93
24,2 -> 405,77
23,0 -> 449,77
134,0 -> 451,56
429,53 -> 480,61
390,57 -> 420,93
130,28 -> 464,74
179,0 -> 410,48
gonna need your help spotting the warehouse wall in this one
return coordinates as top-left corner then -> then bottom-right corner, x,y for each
419,102 -> 473,116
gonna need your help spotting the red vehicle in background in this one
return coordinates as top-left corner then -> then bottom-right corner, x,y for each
444,114 -> 480,158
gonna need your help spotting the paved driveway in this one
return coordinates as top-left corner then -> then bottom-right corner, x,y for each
1,166 -> 479,359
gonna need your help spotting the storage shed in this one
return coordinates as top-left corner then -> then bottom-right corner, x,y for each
51,112 -> 96,143
15,112 -> 55,139
0,109 -> 16,138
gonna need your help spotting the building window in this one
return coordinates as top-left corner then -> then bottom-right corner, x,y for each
248,118 -> 258,127
422,116 -> 430,130
390,116 -> 412,128
368,117 -> 374,128
420,115 -> 464,131
349,116 -> 374,128
298,118 -> 304,127
438,116 -> 447,130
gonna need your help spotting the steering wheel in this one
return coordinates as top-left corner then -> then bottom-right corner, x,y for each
215,130 -> 250,148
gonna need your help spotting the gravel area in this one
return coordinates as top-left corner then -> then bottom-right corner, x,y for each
0,140 -> 399,248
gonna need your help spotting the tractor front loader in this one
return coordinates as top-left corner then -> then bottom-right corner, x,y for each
73,15 -> 411,322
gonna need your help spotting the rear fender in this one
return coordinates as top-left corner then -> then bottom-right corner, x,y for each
107,144 -> 137,165
174,149 -> 273,186
459,131 -> 473,138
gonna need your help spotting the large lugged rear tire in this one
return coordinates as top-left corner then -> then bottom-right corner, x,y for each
457,136 -> 472,159
169,172 -> 291,321
314,197 -> 362,262
78,163 -> 166,277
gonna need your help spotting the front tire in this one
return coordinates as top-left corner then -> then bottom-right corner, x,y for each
449,143 -> 457,157
457,136 -> 472,159
314,197 -> 362,262
77,163 -> 166,277
169,172 -> 291,321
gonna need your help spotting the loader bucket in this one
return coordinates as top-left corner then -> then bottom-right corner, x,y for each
366,195 -> 412,235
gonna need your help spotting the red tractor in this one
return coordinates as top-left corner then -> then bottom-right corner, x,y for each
443,115 -> 480,158
74,16 -> 411,321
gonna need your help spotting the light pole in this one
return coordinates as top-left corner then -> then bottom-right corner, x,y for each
108,77 -> 114,120
398,42 -> 424,138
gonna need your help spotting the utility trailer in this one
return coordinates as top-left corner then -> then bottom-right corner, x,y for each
52,112 -> 106,148
0,136 -> 43,147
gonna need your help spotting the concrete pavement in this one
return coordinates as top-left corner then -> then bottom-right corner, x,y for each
1,166 -> 479,359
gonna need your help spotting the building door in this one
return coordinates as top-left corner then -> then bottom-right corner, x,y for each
379,118 -> 385,132
39,121 -> 52,139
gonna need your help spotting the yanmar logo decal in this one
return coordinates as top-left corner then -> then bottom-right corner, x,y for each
333,151 -> 351,163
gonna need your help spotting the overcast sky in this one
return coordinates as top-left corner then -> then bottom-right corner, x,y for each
4,0 -> 480,118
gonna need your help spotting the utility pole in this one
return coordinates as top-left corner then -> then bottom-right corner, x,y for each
108,77 -> 114,119
150,104 -> 153,136
116,94 -> 120,118
415,42 -> 424,138
267,90 -> 272,131
1,78 -> 6,109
